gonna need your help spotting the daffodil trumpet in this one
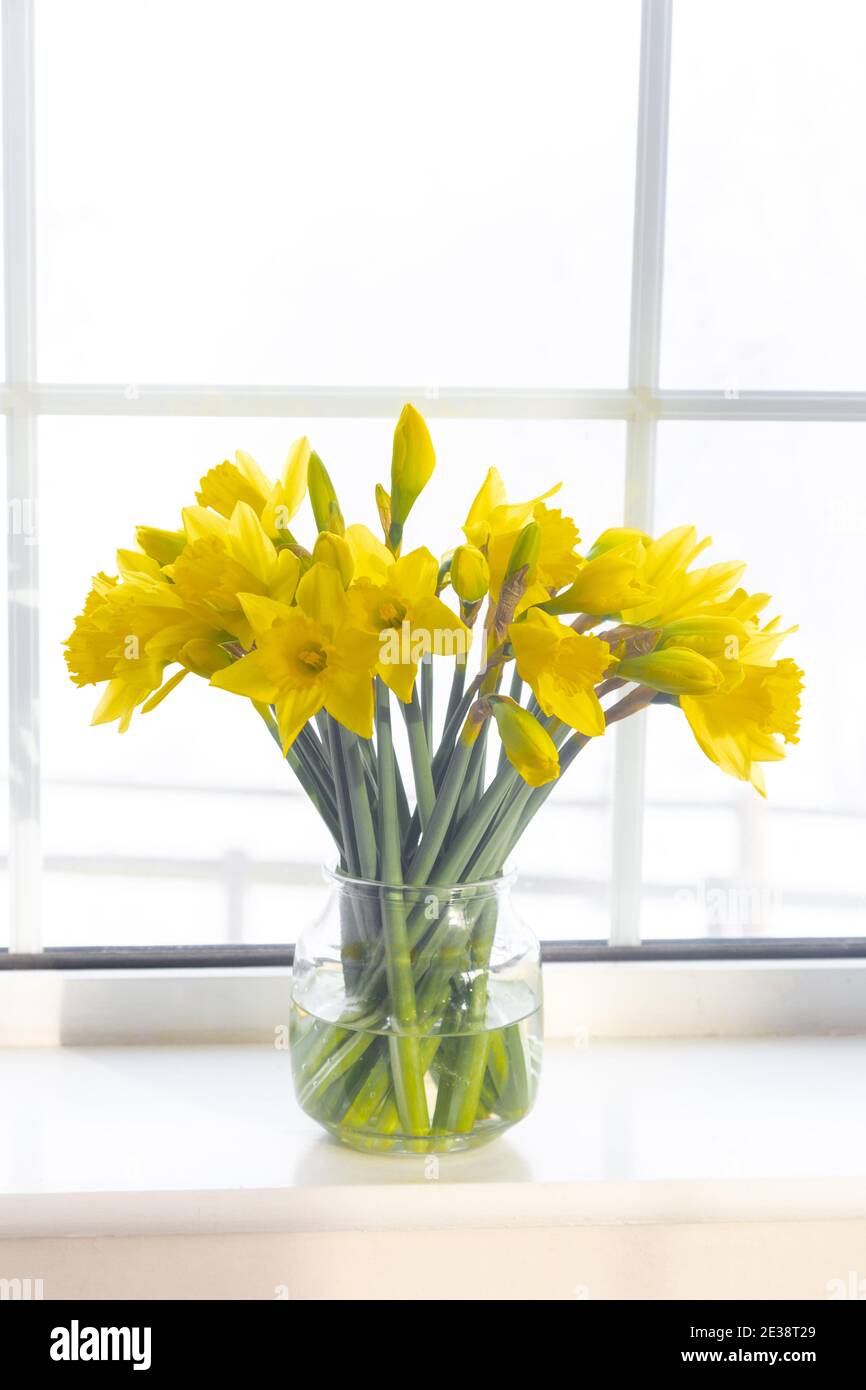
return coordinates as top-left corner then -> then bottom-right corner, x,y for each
66,409 -> 802,1153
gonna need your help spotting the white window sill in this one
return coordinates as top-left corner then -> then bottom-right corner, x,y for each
2,1035 -> 866,1240
4,958 -> 866,1046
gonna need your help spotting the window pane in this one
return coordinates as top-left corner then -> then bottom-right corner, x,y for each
642,422 -> 866,939
662,0 -> 866,390
36,0 -> 640,389
41,415 -> 624,946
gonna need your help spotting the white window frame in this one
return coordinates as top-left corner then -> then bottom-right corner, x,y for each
3,0 -> 865,1038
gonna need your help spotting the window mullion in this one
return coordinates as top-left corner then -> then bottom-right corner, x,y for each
3,0 -> 41,952
611,0 -> 673,948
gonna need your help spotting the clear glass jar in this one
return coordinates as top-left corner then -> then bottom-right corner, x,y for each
290,870 -> 543,1154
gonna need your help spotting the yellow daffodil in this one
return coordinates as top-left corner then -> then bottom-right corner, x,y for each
169,501 -> 301,645
622,526 -> 745,628
463,467 -> 559,549
261,436 -> 311,539
656,595 -> 797,689
195,438 -> 310,542
65,561 -> 224,731
65,414 -> 804,827
350,547 -> 468,702
545,541 -> 650,617
680,659 -> 804,796
509,609 -> 613,737
738,615 -> 799,667
196,449 -> 273,519
488,696 -> 560,787
210,563 -> 380,749
487,503 -> 580,608
463,468 -> 581,617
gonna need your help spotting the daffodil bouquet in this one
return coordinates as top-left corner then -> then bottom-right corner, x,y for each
67,405 -> 803,1152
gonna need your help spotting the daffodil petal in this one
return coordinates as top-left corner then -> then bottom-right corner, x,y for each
237,592 -> 295,637
378,657 -> 418,704
141,667 -> 188,713
296,562 -> 347,631
227,501 -> 277,587
345,523 -> 393,583
270,548 -> 301,605
391,547 -> 439,606
211,653 -> 279,702
325,669 -> 375,738
182,505 -> 229,544
275,684 -> 324,751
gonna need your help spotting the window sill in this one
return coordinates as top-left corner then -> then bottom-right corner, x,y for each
4,959 -> 866,1046
2,1035 -> 866,1241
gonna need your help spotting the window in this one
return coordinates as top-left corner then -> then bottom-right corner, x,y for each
3,0 -> 864,963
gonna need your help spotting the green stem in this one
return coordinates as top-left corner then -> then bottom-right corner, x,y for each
403,686 -> 435,830
431,897 -> 497,1133
432,683 -> 478,790
326,717 -> 360,874
444,653 -> 467,731
436,762 -> 517,884
339,727 -> 378,880
407,731 -> 474,885
298,722 -> 334,795
420,657 -> 433,749
375,679 -> 430,1136
455,709 -> 490,825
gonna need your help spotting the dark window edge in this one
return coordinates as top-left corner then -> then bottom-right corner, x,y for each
3,939 -> 866,970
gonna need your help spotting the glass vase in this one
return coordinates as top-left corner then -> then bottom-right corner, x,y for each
290,870 -> 542,1154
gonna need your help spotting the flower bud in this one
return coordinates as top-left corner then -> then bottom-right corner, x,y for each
135,526 -> 187,566
616,646 -> 723,695
451,544 -> 490,603
586,527 -> 650,561
659,615 -> 748,661
504,521 -> 541,582
308,452 -> 345,536
389,404 -> 435,545
312,530 -> 354,587
489,696 -> 560,787
179,639 -> 233,678
375,484 -> 392,539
